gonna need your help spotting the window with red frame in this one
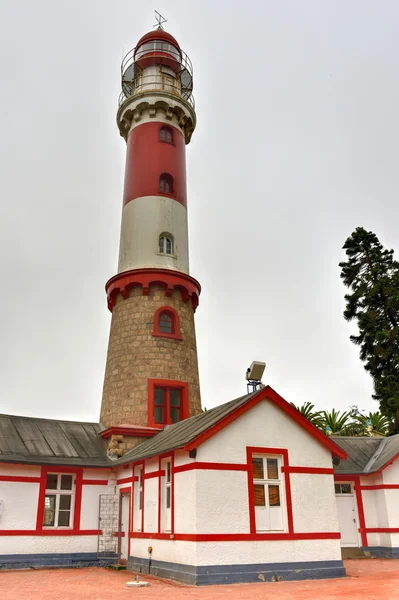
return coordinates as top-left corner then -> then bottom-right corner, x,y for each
159,173 -> 173,194
160,126 -> 173,144
154,387 -> 182,425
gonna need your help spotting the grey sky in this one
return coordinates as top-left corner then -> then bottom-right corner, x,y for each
1,0 -> 398,422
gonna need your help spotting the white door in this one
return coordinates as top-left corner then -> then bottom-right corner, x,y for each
120,493 -> 130,560
336,487 -> 359,547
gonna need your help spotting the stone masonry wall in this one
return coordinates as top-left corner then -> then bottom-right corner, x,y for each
100,285 -> 201,428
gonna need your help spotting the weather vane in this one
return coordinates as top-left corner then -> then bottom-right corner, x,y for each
154,10 -> 167,30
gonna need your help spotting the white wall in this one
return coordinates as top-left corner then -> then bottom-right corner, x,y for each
197,400 -> 333,469
0,535 -> 98,555
0,481 -> 39,531
0,464 -> 113,557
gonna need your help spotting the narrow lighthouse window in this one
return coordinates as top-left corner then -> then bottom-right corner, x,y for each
160,126 -> 173,144
159,234 -> 173,255
159,312 -> 173,334
159,173 -> 173,194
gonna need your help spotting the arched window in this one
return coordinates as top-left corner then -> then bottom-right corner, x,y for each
159,233 -> 173,255
152,306 -> 182,340
159,312 -> 173,334
159,173 -> 173,194
160,126 -> 173,144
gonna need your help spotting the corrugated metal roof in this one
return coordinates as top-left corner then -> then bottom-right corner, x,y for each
333,435 -> 399,475
0,414 -> 112,467
332,437 -> 381,474
116,390 -> 261,464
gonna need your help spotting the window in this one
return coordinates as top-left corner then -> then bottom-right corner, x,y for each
160,126 -> 173,144
159,234 -> 173,255
148,379 -> 189,428
152,306 -> 182,340
154,388 -> 182,425
43,473 -> 74,528
159,173 -> 173,194
335,483 -> 352,494
161,458 -> 172,532
133,465 -> 143,532
252,456 -> 284,531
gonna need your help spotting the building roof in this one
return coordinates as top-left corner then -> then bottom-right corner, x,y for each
116,386 -> 347,465
0,414 -> 112,467
0,386 -> 348,469
333,435 -> 399,475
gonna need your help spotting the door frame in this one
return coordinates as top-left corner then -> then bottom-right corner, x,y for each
119,487 -> 131,561
335,480 -> 361,547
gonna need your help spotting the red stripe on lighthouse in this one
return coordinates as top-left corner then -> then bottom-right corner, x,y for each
123,122 -> 187,207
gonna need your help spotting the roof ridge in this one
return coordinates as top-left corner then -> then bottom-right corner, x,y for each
363,437 -> 388,473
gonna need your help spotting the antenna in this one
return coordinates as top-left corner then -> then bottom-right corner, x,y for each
154,10 -> 167,30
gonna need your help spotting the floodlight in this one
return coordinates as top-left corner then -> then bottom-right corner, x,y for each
246,361 -> 266,382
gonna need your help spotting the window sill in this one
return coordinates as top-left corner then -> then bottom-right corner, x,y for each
159,139 -> 176,147
157,252 -> 177,260
152,331 -> 182,341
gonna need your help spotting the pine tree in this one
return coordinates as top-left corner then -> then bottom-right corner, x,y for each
339,227 -> 399,431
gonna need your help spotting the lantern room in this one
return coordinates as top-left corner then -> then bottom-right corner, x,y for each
120,29 -> 194,108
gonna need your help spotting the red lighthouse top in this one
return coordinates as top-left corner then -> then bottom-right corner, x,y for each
135,29 -> 180,50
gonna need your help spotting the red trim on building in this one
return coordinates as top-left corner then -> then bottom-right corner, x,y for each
106,268 -> 200,312
361,528 -> 399,533
173,462 -> 250,474
144,470 -> 165,480
152,305 -> 182,340
360,484 -> 399,490
129,532 -> 341,542
184,386 -> 346,460
354,477 -> 367,547
123,122 -> 186,207
81,479 -> 109,485
282,466 -> 334,475
147,379 -> 189,428
0,475 -> 41,483
99,425 -> 160,439
117,475 -> 138,486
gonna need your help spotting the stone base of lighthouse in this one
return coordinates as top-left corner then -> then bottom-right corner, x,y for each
100,279 -> 202,430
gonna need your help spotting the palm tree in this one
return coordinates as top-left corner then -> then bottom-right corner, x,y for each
320,409 -> 352,435
353,411 -> 391,436
290,401 -> 324,428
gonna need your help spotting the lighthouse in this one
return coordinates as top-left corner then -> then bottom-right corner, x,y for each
100,26 -> 202,440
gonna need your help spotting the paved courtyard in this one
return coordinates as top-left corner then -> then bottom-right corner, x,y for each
1,559 -> 398,599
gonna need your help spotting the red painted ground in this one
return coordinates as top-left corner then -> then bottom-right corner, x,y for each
1,560 -> 398,599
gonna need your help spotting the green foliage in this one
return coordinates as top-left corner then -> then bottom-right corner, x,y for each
320,409 -> 352,435
290,402 -> 389,437
289,401 -> 323,427
339,227 -> 399,431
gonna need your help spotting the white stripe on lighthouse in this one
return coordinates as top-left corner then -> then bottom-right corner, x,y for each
118,195 -> 190,274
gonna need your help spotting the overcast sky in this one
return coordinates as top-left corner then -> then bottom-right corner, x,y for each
0,0 -> 398,422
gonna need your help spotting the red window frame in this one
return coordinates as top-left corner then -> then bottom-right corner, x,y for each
159,126 -> 174,145
152,306 -> 182,340
148,379 -> 189,428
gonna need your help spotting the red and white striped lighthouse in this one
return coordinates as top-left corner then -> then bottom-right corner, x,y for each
100,26 -> 202,441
